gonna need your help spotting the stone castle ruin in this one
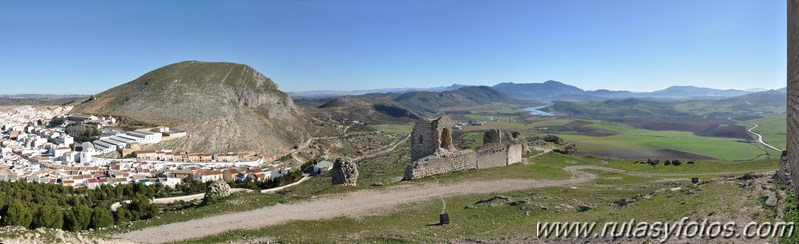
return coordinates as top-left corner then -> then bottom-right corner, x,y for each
403,117 -> 528,180
789,0 -> 799,206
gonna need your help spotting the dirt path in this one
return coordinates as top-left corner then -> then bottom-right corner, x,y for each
115,165 -> 775,243
260,174 -> 311,193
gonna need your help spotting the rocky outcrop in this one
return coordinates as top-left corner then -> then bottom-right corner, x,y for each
73,61 -> 310,161
542,135 -> 564,145
204,180 -> 231,201
331,158 -> 359,186
554,144 -> 578,155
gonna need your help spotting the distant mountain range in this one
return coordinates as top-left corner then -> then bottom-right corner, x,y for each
288,84 -> 467,97
545,88 -> 787,119
491,81 -> 762,100
290,80 -> 783,101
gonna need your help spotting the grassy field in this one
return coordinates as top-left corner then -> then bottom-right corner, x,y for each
188,153 -> 775,243
370,124 -> 414,134
455,118 -> 769,160
522,119 -> 769,161
737,116 -> 786,150
472,119 -> 768,160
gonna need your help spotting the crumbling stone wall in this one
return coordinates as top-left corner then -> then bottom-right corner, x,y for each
507,143 -> 523,165
411,116 -> 455,161
510,131 -> 528,156
403,150 -> 477,180
477,143 -> 508,169
404,116 -> 527,180
790,0 -> 799,206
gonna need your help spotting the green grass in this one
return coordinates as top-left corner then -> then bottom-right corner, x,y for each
737,115 -> 786,150
531,153 -> 778,176
461,121 -> 532,131
457,132 -> 484,148
370,124 -> 414,134
187,162 -> 761,243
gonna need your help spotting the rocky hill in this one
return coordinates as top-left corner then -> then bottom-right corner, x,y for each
73,61 -> 310,160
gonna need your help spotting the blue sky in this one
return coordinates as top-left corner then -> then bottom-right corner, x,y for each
0,0 -> 786,94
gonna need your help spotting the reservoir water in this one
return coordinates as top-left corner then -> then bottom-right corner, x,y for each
523,104 -> 554,116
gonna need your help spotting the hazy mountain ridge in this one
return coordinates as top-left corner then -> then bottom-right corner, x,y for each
291,80 -> 778,101
288,84 -> 467,97
546,89 -> 787,118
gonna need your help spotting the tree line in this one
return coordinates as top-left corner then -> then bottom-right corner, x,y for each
0,180 -> 208,231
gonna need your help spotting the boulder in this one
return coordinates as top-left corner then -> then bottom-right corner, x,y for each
331,157 -> 359,186
203,180 -> 231,201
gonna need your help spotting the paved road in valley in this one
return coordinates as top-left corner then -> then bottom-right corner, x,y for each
747,123 -> 782,152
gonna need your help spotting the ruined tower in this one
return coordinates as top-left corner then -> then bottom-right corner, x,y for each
789,0 -> 799,207
411,116 -> 456,161
483,129 -> 502,144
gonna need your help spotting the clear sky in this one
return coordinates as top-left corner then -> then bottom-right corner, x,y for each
0,0 -> 786,94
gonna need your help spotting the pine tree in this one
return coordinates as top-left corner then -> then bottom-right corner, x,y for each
89,208 -> 114,229
2,200 -> 33,228
33,205 -> 63,229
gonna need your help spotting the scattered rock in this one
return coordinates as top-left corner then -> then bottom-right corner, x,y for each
738,173 -> 759,180
476,195 -> 511,204
614,199 -> 629,206
509,200 -> 528,206
765,196 -> 778,207
577,205 -> 592,212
